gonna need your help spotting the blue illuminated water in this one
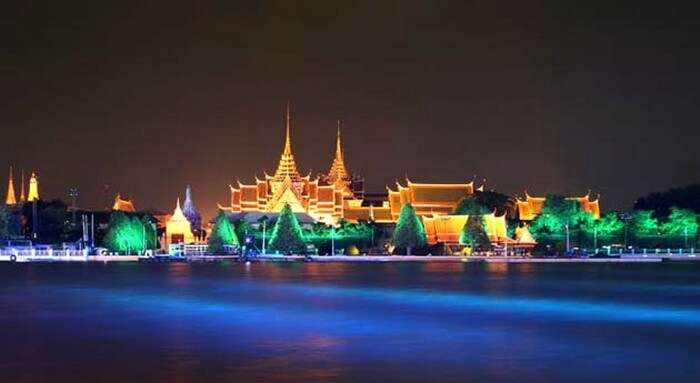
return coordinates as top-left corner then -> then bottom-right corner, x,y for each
1,261 -> 700,382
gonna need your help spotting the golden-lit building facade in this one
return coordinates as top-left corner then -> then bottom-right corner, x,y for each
387,180 -> 474,220
422,212 -> 509,245
112,194 -> 136,212
165,198 -> 195,247
516,192 -> 600,221
224,107 -> 366,225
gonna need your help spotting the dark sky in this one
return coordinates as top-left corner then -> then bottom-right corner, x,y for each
2,1 -> 699,219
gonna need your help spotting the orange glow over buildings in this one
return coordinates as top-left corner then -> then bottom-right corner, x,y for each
223,106 -> 368,225
516,192 -> 601,221
112,193 -> 136,212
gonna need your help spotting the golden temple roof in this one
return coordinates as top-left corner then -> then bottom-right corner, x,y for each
272,103 -> 303,183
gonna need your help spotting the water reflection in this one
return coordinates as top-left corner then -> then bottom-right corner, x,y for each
1,262 -> 700,383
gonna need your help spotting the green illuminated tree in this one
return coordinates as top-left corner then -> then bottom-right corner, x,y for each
269,204 -> 307,254
208,211 -> 239,254
530,194 -> 593,235
586,212 -> 624,237
661,207 -> 698,237
141,216 -> 158,250
392,203 -> 426,255
459,214 -> 490,251
630,210 -> 659,236
103,212 -> 146,254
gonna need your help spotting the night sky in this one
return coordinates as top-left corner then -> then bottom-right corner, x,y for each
2,1 -> 699,219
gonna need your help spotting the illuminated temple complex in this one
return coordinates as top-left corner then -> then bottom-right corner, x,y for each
219,107 -> 602,249
221,107 -> 481,225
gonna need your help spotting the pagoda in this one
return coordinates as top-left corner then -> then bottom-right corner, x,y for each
165,198 -> 195,247
182,185 -> 202,232
5,166 -> 16,205
225,105 -> 360,224
27,172 -> 39,202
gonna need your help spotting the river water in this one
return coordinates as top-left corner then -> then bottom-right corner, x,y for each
1,261 -> 699,382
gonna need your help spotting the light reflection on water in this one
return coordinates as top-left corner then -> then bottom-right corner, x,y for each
1,261 -> 700,383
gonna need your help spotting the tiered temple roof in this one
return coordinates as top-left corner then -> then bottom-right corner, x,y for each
516,192 -> 600,220
422,212 -> 510,245
226,105 -> 351,225
387,180 -> 474,219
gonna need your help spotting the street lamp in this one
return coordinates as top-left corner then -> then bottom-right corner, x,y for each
331,225 -> 335,256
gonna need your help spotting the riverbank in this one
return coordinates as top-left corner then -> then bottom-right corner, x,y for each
3,253 -> 699,263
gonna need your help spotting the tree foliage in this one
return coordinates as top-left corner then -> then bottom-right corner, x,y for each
661,207 -> 698,236
453,191 -> 514,216
392,203 -> 426,254
269,204 -> 307,254
585,212 -> 624,237
530,194 -> 594,236
208,211 -> 239,254
634,184 -> 700,216
102,212 -> 156,253
630,210 -> 659,236
459,214 -> 490,250
0,205 -> 9,239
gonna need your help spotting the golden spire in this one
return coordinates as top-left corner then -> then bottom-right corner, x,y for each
272,102 -> 302,182
5,165 -> 16,205
283,101 -> 292,155
19,169 -> 25,202
327,120 -> 349,182
27,172 -> 39,202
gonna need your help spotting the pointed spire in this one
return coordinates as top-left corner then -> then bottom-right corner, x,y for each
19,169 -> 25,202
272,102 -> 302,182
182,184 -> 202,231
335,120 -> 343,161
326,121 -> 350,195
5,165 -> 16,205
284,101 -> 292,155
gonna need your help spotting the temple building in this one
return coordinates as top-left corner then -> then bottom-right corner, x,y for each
164,198 -> 195,248
27,172 -> 39,202
223,106 -> 366,225
182,185 -> 202,232
387,180 -> 475,220
112,194 -> 136,212
422,212 -> 509,245
5,166 -> 16,205
219,107 -> 602,229
5,167 -> 39,205
516,192 -> 600,221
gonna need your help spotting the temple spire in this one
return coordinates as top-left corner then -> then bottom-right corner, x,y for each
327,121 -> 349,183
335,120 -> 343,161
272,102 -> 302,181
5,165 -> 16,205
284,101 -> 292,155
27,172 -> 39,202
